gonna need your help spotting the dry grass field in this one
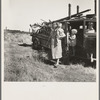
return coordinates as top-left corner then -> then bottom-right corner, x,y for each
4,30 -> 96,82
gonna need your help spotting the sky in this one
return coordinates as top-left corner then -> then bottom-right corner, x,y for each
2,0 -> 95,31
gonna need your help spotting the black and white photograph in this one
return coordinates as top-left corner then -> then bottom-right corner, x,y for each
2,0 -> 99,100
3,0 -> 97,82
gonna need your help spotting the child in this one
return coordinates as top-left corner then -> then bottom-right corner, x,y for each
69,29 -> 77,56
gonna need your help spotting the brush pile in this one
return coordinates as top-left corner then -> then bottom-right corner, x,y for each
30,21 -> 52,35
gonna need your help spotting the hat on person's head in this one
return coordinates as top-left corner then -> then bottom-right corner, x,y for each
88,22 -> 93,26
53,22 -> 57,26
71,29 -> 77,34
56,22 -> 62,28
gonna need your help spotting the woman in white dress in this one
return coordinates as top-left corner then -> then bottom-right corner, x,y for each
51,22 -> 66,67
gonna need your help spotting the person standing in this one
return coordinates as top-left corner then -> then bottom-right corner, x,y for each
86,22 -> 95,33
51,22 -> 66,67
69,29 -> 77,56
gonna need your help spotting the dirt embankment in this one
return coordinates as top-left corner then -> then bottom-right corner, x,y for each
4,30 -> 96,82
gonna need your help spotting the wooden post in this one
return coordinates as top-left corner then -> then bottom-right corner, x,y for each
62,22 -> 70,65
65,22 -> 68,44
77,5 -> 79,14
68,4 -> 71,19
95,0 -> 96,15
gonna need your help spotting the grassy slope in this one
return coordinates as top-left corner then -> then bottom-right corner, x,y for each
4,31 -> 96,82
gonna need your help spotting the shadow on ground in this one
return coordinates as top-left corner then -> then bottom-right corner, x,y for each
31,47 -> 96,69
18,43 -> 32,47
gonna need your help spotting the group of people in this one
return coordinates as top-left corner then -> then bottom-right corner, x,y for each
30,21 -> 95,68
49,22 -> 95,68
50,22 -> 77,68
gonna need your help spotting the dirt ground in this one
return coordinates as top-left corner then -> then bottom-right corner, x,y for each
4,30 -> 96,82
